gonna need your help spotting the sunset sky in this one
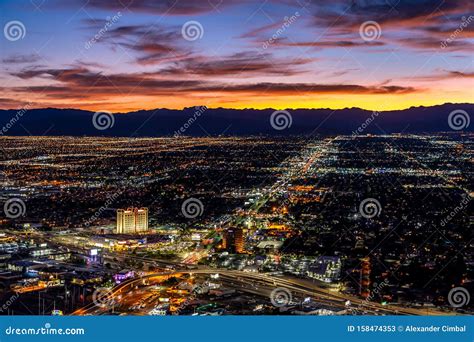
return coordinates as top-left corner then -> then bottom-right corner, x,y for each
1,0 -> 473,112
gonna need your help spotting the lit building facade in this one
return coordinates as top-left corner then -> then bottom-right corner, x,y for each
224,227 -> 245,254
116,208 -> 149,234
307,256 -> 342,283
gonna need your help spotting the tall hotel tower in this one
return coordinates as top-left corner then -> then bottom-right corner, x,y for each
116,208 -> 149,234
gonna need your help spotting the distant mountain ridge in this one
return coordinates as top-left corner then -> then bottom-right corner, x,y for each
0,103 -> 472,136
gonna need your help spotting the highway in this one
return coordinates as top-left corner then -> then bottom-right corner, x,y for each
72,268 -> 455,316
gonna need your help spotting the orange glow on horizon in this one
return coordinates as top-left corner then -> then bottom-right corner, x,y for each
3,77 -> 472,112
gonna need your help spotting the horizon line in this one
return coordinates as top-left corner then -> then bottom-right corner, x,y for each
1,102 -> 473,114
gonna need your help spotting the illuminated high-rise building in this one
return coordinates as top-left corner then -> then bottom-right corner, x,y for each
225,227 -> 244,254
116,208 -> 148,234
360,257 -> 371,298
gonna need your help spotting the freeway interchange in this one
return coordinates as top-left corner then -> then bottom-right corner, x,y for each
73,268 -> 453,316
